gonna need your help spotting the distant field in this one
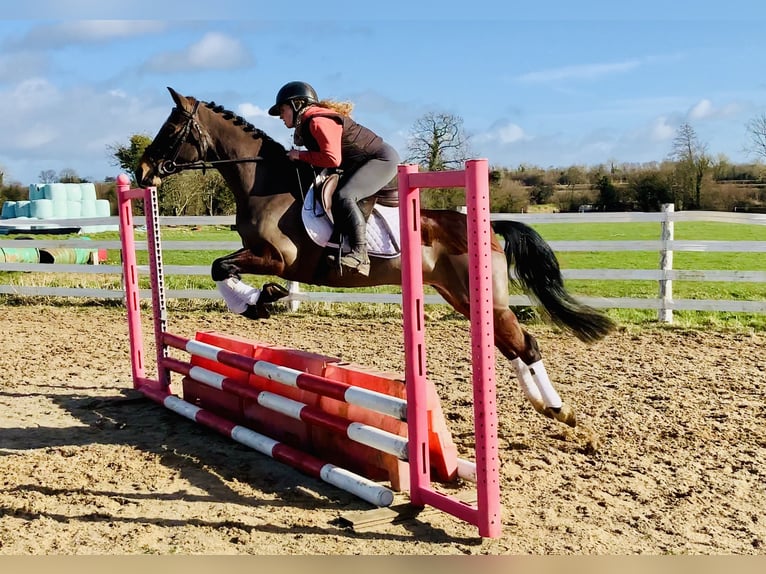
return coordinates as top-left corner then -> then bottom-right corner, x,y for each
529,220 -> 766,297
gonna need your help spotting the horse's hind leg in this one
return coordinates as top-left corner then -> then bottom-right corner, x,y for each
484,252 -> 576,425
494,306 -> 577,428
433,255 -> 576,427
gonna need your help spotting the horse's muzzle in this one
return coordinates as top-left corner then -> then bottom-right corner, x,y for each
135,161 -> 163,188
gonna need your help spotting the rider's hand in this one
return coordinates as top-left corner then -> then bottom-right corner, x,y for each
287,148 -> 301,161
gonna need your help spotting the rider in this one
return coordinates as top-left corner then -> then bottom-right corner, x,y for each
269,81 -> 400,276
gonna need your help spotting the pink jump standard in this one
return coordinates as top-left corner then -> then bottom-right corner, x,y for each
117,158 -> 502,538
398,159 -> 502,538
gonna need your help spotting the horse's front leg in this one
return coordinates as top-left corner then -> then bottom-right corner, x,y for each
211,248 -> 287,319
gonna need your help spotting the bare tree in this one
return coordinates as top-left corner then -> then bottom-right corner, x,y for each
745,112 -> 766,161
58,168 -> 82,183
669,122 -> 710,209
157,172 -> 202,216
406,112 -> 471,171
38,169 -> 57,183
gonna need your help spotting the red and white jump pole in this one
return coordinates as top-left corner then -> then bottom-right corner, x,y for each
162,331 -> 408,421
117,174 -> 394,508
161,354 -> 409,460
397,159 -> 502,538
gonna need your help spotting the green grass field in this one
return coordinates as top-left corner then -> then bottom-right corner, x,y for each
2,220 -> 765,330
527,221 -> 766,330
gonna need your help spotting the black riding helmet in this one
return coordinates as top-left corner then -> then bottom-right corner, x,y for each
268,81 -> 318,116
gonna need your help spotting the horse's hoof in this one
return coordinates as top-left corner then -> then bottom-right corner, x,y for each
239,283 -> 289,320
242,304 -> 270,320
543,404 -> 577,428
260,282 -> 289,303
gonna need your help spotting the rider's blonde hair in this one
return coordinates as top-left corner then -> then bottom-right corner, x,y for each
317,99 -> 353,117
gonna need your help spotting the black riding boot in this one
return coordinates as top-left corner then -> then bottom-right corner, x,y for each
339,204 -> 370,276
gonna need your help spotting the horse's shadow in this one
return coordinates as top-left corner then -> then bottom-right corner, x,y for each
0,388 -> 478,545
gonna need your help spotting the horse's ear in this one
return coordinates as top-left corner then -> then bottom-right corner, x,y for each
167,87 -> 188,110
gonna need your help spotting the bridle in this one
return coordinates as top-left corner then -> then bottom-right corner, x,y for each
156,100 -> 263,176
153,98 -> 308,200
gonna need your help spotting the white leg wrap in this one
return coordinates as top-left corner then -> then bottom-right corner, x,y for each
216,278 -> 261,314
528,359 -> 562,409
511,358 -> 544,409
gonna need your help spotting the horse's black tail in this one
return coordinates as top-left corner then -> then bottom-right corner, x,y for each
492,220 -> 616,343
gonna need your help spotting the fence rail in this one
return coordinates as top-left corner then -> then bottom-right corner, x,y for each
1,208 -> 764,322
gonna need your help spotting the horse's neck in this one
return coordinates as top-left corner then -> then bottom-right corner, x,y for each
206,128 -> 282,193
200,109 -> 310,215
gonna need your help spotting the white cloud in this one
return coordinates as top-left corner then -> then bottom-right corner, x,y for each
689,99 -> 714,120
495,123 -> 527,144
0,52 -> 48,82
0,80 -> 169,182
237,102 -> 270,118
16,127 -> 57,150
143,32 -> 253,72
6,78 -> 57,111
474,120 -> 528,145
8,20 -> 167,49
649,116 -> 676,142
6,1 -> 259,19
516,59 -> 641,84
687,98 -> 741,121
237,102 -> 293,146
186,33 -> 247,67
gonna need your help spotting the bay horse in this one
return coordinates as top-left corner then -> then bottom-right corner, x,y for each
136,87 -> 616,428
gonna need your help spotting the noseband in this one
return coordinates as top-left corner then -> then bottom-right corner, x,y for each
157,101 -> 262,176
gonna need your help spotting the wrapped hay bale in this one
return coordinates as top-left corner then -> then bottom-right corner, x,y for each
14,200 -> 31,218
30,199 -> 54,219
1,201 -> 17,219
29,184 -> 45,200
65,183 -> 82,202
95,199 -> 111,217
80,199 -> 97,217
80,182 -> 97,201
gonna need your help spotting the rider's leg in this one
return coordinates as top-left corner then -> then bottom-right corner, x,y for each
333,144 -> 399,275
338,198 -> 370,275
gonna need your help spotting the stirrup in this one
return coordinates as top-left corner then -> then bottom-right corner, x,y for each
339,251 -> 370,276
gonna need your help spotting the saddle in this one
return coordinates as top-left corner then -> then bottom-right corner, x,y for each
315,169 -> 398,224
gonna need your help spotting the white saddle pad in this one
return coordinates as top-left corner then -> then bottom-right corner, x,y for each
301,186 -> 401,258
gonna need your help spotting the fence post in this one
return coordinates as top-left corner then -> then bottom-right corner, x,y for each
658,203 -> 674,323
287,281 -> 301,312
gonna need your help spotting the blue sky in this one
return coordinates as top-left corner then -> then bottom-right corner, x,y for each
0,1 -> 764,184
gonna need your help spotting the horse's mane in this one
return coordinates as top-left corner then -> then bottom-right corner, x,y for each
199,98 -> 313,199
202,100 -> 287,155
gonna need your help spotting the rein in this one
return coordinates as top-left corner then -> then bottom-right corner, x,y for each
155,98 -> 308,199
159,156 -> 265,175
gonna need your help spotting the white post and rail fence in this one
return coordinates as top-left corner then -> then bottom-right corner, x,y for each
0,205 -> 764,323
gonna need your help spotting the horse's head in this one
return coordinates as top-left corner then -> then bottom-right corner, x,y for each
136,87 -> 213,187
136,88 -> 311,202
